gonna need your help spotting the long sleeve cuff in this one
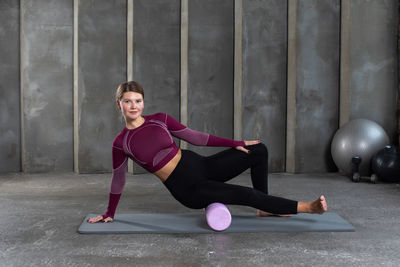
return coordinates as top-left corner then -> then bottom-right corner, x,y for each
102,193 -> 121,219
207,135 -> 245,147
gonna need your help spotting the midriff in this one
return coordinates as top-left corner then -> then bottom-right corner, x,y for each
153,149 -> 182,182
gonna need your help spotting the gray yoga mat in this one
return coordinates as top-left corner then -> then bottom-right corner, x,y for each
78,212 -> 355,234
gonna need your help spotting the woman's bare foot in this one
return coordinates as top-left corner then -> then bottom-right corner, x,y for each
257,210 -> 293,217
311,195 -> 328,214
87,215 -> 113,223
298,195 -> 328,214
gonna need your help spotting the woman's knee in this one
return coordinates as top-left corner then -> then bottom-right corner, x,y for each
250,143 -> 268,159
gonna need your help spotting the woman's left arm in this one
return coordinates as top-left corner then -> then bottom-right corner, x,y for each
164,113 -> 254,150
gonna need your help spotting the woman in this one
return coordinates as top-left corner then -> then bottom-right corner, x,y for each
88,81 -> 327,223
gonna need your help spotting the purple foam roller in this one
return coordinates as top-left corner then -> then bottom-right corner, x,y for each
205,203 -> 232,231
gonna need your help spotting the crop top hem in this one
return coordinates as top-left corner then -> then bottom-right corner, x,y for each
148,145 -> 179,173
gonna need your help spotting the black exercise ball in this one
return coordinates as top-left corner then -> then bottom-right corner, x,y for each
371,146 -> 400,182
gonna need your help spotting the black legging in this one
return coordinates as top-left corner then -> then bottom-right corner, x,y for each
163,143 -> 298,214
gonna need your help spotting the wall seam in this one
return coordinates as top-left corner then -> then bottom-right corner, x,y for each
20,0 -> 25,172
286,0 -> 297,173
127,0 -> 134,173
340,0 -> 351,127
73,0 -> 79,173
234,0 -> 243,141
180,0 -> 189,149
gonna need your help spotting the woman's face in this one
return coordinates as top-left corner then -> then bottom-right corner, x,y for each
117,91 -> 144,122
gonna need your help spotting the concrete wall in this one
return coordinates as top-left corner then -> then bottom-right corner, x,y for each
132,0 -> 180,173
0,1 -> 398,174
0,0 -> 20,173
349,0 -> 398,141
75,0 -> 126,173
188,0 -> 234,156
21,0 -> 73,172
294,0 -> 340,172
242,0 -> 288,172
133,0 -> 180,116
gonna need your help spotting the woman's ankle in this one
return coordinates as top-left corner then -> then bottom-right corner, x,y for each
297,202 -> 311,213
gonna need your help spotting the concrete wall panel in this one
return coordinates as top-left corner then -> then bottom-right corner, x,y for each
132,0 -> 180,173
188,0 -> 234,156
21,0 -> 73,172
1,0 -> 398,174
295,0 -> 340,172
242,0 -> 287,172
0,0 -> 20,173
350,0 -> 398,141
77,0 -> 126,173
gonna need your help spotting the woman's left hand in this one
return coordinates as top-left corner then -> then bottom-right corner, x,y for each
235,140 -> 260,154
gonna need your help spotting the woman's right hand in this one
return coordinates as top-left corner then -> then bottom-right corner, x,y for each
235,140 -> 260,154
87,215 -> 113,223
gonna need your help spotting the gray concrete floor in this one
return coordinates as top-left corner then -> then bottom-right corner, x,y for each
0,171 -> 399,266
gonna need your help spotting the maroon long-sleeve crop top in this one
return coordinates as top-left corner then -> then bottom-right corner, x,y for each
101,113 -> 245,219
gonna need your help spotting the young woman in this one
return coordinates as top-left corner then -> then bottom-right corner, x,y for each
88,81 -> 327,223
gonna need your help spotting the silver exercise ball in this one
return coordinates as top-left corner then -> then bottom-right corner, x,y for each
331,119 -> 389,176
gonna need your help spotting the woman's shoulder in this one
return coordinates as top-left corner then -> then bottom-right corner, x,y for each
144,112 -> 170,123
145,112 -> 183,130
145,112 -> 167,119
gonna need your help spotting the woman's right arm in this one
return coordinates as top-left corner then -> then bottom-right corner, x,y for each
88,145 -> 127,223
